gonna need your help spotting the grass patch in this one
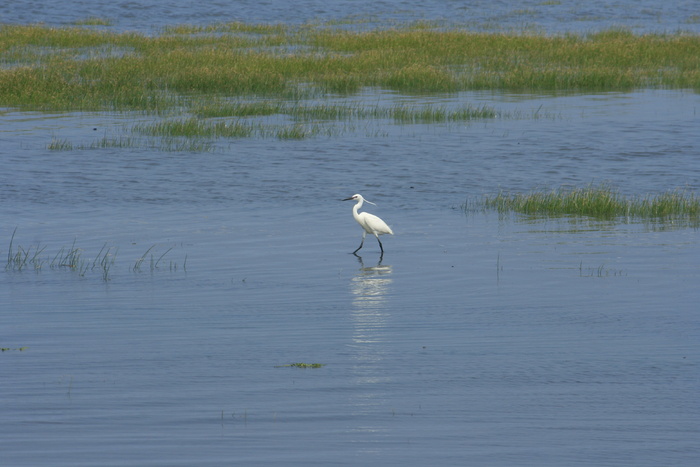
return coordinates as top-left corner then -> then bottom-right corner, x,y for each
1,23 -> 699,113
191,100 -> 501,122
276,362 -> 326,368
133,118 -> 257,138
1,22 -> 697,145
390,103 -> 498,122
127,102 -> 505,142
47,137 -> 73,150
474,184 -> 700,220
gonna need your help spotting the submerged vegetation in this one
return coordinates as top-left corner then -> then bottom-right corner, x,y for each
276,363 -> 326,369
1,346 -> 29,352
1,21 -> 699,144
472,185 -> 700,221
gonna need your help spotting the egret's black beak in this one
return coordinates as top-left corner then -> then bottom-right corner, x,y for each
341,197 -> 353,201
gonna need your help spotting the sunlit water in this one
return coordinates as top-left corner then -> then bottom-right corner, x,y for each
2,2 -> 700,466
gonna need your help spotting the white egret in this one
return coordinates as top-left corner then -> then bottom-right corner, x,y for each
342,194 -> 394,254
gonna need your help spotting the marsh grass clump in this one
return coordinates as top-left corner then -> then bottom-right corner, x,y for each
276,362 -> 326,368
6,232 -> 46,271
47,137 -> 74,150
635,191 -> 700,218
130,101 -> 503,143
5,234 -> 92,276
5,231 -> 185,280
192,100 -> 285,118
133,118 -> 257,139
132,244 -> 182,272
51,241 -> 87,274
50,241 -> 117,279
390,103 -> 499,123
274,123 -> 320,139
478,185 -> 700,221
132,245 -> 155,272
91,243 -> 117,280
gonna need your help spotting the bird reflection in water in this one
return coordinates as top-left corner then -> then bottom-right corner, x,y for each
350,254 -> 393,336
348,254 -> 394,416
351,254 -> 392,304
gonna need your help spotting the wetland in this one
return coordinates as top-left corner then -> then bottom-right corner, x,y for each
1,2 -> 699,466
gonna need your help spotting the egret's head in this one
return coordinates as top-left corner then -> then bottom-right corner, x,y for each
342,194 -> 376,206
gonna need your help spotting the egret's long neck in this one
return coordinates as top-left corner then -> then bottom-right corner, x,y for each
352,199 -> 363,221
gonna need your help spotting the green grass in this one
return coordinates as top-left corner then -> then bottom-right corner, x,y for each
475,185 -> 700,220
190,100 -> 501,122
1,22 -> 699,112
2,21 -> 698,145
133,118 -> 257,138
389,103 -> 498,122
6,235 -> 46,271
47,137 -> 74,150
131,103 -> 502,138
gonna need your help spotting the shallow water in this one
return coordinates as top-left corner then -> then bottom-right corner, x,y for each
4,0 -> 700,34
2,2 -> 700,466
2,88 -> 699,466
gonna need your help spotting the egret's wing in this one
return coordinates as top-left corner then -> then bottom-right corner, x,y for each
361,212 -> 393,235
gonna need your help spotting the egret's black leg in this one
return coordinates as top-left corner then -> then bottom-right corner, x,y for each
376,236 -> 384,253
353,233 -> 365,254
353,240 -> 364,254
352,232 -> 367,255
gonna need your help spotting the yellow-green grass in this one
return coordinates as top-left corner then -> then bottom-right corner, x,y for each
4,22 -> 699,145
134,119 -> 336,141
45,99 -> 508,148
110,102 -> 502,146
1,22 -> 699,113
478,185 -> 700,219
190,100 -> 500,121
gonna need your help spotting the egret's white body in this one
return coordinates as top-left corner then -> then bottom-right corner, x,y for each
342,194 -> 393,254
